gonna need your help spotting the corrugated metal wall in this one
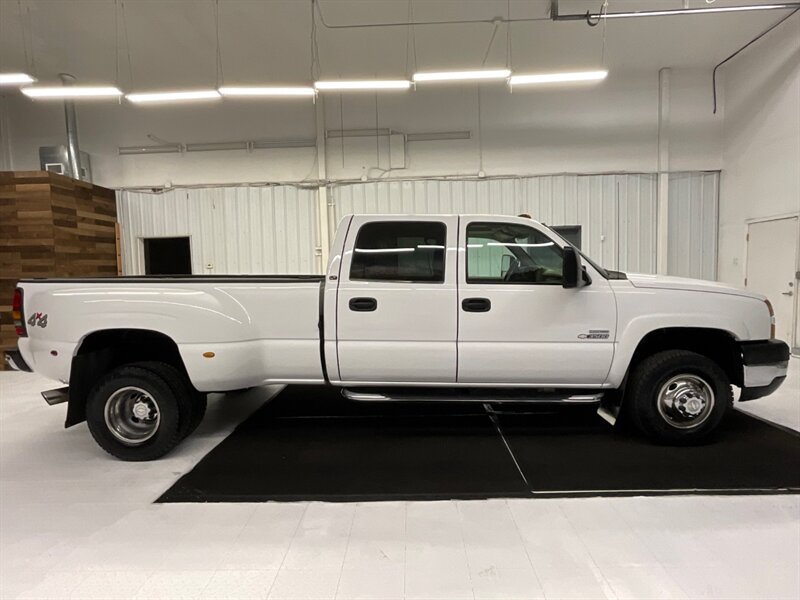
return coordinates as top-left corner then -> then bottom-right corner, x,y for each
668,172 -> 719,280
117,172 -> 718,278
331,174 -> 660,274
331,172 -> 718,277
117,186 -> 319,275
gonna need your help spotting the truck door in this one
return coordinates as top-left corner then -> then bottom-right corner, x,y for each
335,216 -> 458,383
456,216 -> 616,385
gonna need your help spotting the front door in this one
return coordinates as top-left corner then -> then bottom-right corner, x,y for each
746,216 -> 798,348
336,216 -> 458,383
457,217 -> 617,385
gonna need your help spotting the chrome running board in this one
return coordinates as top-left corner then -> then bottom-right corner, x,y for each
341,388 -> 603,405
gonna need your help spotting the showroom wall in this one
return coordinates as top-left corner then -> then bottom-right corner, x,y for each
3,67 -> 721,187
118,186 -> 321,275
117,171 -> 719,278
717,16 -> 800,286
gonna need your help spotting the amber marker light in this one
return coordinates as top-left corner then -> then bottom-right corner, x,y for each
203,352 -> 216,358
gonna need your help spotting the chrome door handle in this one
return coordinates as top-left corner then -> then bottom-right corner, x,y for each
781,291 -> 793,296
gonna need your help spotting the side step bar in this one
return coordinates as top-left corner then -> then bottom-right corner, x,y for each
342,388 -> 603,404
41,387 -> 69,406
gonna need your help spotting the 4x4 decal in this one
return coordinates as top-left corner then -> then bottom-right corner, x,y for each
27,312 -> 48,328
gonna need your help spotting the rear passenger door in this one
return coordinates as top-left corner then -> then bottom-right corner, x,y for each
335,216 -> 458,383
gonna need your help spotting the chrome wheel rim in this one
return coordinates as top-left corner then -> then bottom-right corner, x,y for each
104,386 -> 160,445
656,374 -> 715,429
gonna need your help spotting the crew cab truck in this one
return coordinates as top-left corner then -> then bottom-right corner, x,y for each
7,214 -> 790,461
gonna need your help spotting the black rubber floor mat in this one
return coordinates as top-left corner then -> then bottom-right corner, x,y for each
498,409 -> 800,496
160,386 -> 528,502
158,386 -> 800,502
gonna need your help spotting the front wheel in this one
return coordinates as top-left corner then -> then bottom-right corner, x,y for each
626,350 -> 732,445
86,365 -> 185,461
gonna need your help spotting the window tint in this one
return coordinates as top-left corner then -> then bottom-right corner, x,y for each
467,222 -> 563,284
350,221 -> 446,282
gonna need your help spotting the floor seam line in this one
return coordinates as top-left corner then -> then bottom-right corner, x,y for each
483,403 -> 531,491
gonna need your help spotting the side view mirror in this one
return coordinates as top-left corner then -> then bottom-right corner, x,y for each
562,246 -> 586,289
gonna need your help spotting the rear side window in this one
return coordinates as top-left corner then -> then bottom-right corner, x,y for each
349,221 -> 446,283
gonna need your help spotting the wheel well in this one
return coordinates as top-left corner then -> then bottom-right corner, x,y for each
66,329 -> 190,427
628,328 -> 743,387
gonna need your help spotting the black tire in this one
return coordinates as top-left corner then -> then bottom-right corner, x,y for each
626,350 -> 732,445
85,365 -> 185,461
131,362 -> 196,440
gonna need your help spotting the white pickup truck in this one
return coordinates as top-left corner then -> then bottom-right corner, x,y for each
8,214 -> 790,460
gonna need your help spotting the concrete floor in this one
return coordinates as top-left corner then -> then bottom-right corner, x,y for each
0,360 -> 798,600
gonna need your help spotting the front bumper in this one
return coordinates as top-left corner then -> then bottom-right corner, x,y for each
4,349 -> 32,372
739,340 -> 790,401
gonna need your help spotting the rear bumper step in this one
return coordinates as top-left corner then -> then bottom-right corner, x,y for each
41,387 -> 69,406
342,388 -> 603,404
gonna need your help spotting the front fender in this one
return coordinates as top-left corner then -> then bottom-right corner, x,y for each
606,287 -> 768,386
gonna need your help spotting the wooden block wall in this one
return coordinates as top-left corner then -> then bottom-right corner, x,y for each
0,171 -> 118,369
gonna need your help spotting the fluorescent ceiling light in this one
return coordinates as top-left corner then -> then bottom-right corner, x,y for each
314,80 -> 411,91
21,86 -> 122,98
413,69 -> 511,83
590,3 -> 800,18
0,73 -> 36,85
219,86 -> 315,97
509,70 -> 608,86
126,90 -> 221,103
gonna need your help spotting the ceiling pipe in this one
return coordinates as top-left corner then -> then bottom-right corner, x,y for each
712,6 -> 799,113
551,1 -> 800,24
58,73 -> 83,181
314,0 -> 548,29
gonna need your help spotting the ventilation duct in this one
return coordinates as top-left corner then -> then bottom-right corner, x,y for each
58,73 -> 86,181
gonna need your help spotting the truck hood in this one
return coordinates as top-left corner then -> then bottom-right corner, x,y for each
625,272 -> 766,300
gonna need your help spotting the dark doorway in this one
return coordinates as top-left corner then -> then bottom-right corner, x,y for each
144,237 -> 192,275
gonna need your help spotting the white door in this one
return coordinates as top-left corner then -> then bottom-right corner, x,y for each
457,217 -> 617,386
746,216 -> 798,347
335,215 -> 459,383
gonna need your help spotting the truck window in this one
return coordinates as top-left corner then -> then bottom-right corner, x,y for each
350,221 -> 446,283
466,222 -> 563,284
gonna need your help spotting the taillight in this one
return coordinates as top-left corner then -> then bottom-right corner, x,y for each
765,299 -> 775,339
12,288 -> 27,337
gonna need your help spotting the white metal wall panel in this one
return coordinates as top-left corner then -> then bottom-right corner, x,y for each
332,174 -> 658,274
668,172 -> 719,280
117,186 -> 319,275
522,174 -> 658,273
617,174 -> 659,274
330,178 -> 524,237
117,173 -> 716,279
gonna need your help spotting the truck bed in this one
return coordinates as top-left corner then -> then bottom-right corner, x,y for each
18,275 -> 326,390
